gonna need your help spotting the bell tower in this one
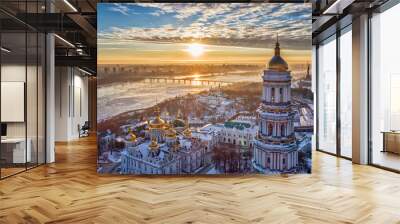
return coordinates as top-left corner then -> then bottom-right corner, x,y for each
253,36 -> 299,173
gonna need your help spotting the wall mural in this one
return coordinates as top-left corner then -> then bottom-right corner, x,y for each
97,3 -> 313,175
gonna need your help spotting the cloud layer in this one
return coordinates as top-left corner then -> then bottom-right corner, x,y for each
98,3 -> 311,50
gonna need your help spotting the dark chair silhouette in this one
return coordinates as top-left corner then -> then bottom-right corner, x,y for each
79,121 -> 90,138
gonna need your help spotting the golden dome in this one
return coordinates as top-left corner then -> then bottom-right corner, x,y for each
268,35 -> 288,72
129,132 -> 137,142
164,122 -> 170,130
165,125 -> 177,138
268,56 -> 288,71
183,127 -> 192,138
126,128 -> 137,142
149,106 -> 165,129
183,118 -> 192,138
149,116 -> 165,128
148,138 -> 159,152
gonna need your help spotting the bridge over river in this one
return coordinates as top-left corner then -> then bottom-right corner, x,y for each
143,77 -> 232,86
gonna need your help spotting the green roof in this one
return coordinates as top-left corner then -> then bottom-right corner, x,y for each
224,121 -> 251,130
173,119 -> 186,127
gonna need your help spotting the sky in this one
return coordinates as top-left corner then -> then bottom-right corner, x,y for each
98,3 -> 312,65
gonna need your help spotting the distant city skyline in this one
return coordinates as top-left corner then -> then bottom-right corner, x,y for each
98,3 -> 311,65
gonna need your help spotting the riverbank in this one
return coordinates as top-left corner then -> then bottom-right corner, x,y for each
97,81 -> 313,134
98,82 -> 258,133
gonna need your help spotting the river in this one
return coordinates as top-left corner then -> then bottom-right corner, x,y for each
97,71 -> 265,121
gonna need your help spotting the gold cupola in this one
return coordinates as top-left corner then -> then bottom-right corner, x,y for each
268,34 -> 288,72
127,128 -> 137,142
165,122 -> 177,138
183,119 -> 192,138
148,138 -> 160,152
149,106 -> 165,129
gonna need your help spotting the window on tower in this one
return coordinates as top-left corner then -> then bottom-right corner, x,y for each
271,87 -> 275,102
281,124 -> 285,136
268,124 -> 273,136
279,88 -> 284,102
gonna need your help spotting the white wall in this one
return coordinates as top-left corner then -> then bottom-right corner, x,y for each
55,67 -> 89,141
72,73 -> 89,137
55,67 -> 69,141
1,63 -> 46,164
1,65 -> 26,138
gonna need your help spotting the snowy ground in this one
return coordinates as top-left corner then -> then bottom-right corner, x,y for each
206,167 -> 222,175
104,151 -> 122,163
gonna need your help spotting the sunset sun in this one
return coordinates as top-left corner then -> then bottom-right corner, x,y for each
186,43 -> 204,57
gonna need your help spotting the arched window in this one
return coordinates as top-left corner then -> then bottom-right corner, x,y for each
281,124 -> 285,136
233,139 -> 236,145
279,88 -> 284,102
268,123 -> 273,136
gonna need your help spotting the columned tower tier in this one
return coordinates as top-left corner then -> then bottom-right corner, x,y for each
261,71 -> 292,105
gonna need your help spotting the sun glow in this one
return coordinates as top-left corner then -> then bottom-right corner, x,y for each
192,73 -> 200,80
186,43 -> 204,57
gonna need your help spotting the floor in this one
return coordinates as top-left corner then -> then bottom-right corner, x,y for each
1,164 -> 44,179
0,167 -> 26,178
0,136 -> 400,224
372,150 -> 400,171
